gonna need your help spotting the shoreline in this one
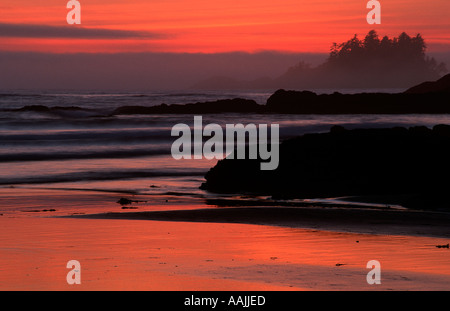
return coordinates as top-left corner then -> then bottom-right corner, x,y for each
67,206 -> 450,238
3,215 -> 450,290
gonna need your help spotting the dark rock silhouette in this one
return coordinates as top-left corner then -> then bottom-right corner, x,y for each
109,72 -> 450,116
200,125 -> 450,210
112,98 -> 262,115
264,88 -> 450,114
116,198 -> 147,205
404,73 -> 450,94
111,76 -> 450,116
436,244 -> 449,249
117,198 -> 134,205
13,81 -> 450,117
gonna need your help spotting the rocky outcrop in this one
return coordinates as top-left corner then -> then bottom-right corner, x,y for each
404,73 -> 450,94
109,75 -> 450,115
112,98 -> 262,115
265,89 -> 450,114
200,125 -> 450,209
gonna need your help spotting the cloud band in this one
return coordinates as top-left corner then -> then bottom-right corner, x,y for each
0,23 -> 166,39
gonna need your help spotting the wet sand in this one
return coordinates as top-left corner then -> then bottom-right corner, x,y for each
70,206 -> 450,238
1,187 -> 449,291
1,211 -> 450,290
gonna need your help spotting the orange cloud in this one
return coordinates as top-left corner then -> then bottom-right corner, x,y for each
0,0 -> 449,53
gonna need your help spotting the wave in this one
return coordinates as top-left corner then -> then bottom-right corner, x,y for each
0,93 -> 51,98
2,105 -> 105,118
0,169 -> 207,185
0,117 -> 177,131
0,129 -> 172,143
0,147 -> 171,162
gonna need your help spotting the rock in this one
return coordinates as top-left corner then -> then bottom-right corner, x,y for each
264,89 -> 450,114
108,77 -> 450,115
200,125 -> 450,210
112,98 -> 262,115
117,198 -> 134,205
432,124 -> 450,137
330,125 -> 347,134
436,244 -> 449,249
266,89 -> 317,113
116,198 -> 147,205
405,74 -> 450,94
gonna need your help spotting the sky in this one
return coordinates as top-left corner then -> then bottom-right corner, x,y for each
1,0 -> 449,91
1,0 -> 450,54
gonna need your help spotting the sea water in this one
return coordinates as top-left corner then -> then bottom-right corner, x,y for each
2,90 -> 450,216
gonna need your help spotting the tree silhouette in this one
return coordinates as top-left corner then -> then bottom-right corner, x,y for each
326,30 -> 446,77
277,30 -> 447,88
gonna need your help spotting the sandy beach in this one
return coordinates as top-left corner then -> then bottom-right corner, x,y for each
1,201 -> 450,291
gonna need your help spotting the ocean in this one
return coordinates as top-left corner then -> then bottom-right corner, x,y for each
2,90 -> 450,217
2,90 -> 450,292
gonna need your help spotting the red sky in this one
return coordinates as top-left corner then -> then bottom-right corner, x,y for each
1,0 -> 450,53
